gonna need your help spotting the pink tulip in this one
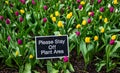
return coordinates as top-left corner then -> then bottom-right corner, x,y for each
78,5 -> 82,10
110,6 -> 114,13
0,16 -> 4,20
7,36 -> 11,42
6,18 -> 11,24
88,18 -> 91,23
15,11 -> 19,16
90,11 -> 94,16
63,56 -> 69,62
109,40 -> 115,45
17,39 -> 22,45
77,0 -> 80,3
20,0 -> 26,4
75,31 -> 80,36
19,16 -> 24,22
32,0 -> 36,5
99,7 -> 104,12
43,5 -> 48,10
98,0 -> 102,4
43,18 -> 47,23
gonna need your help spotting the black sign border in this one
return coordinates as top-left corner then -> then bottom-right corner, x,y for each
35,35 -> 69,59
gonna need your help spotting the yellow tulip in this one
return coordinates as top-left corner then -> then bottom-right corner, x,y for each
57,21 -> 64,28
94,36 -> 99,41
82,20 -> 87,25
111,35 -> 117,40
85,37 -> 91,43
76,24 -> 81,29
29,54 -> 33,59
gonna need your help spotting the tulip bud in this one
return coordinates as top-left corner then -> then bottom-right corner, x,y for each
43,5 -> 48,10
63,56 -> 69,62
43,18 -> 47,23
6,18 -> 11,24
17,39 -> 22,45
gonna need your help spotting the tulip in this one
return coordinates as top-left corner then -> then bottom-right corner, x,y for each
0,16 -> 4,20
32,0 -> 36,5
78,4 -> 82,10
10,4 -> 13,7
15,11 -> 19,16
43,5 -> 48,10
90,11 -> 94,16
87,18 -> 91,23
76,0 -> 80,3
98,0 -> 102,4
109,40 -> 115,45
57,21 -> 64,28
63,56 -> 68,62
17,39 -> 22,45
7,36 -> 11,42
43,18 -> 47,23
75,31 -> 80,36
99,7 -> 104,12
19,16 -> 23,22
109,6 -> 114,13
20,0 -> 25,4
6,18 -> 11,24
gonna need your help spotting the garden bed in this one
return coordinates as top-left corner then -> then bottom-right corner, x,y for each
0,0 -> 120,73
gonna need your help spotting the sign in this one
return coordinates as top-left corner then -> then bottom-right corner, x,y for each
35,35 -> 69,59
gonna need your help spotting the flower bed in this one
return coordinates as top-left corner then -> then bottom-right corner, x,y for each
0,0 -> 120,73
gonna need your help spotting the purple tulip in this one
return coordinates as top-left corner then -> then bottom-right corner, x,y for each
0,16 -> 4,20
98,0 -> 102,4
88,18 -> 91,23
19,17 -> 23,22
78,4 -> 82,10
32,0 -> 36,5
99,7 -> 104,12
75,31 -> 80,36
109,6 -> 114,13
90,11 -> 94,16
17,39 -> 22,45
109,40 -> 115,45
6,18 -> 11,24
7,36 -> 11,42
63,56 -> 68,62
77,0 -> 80,3
43,5 -> 48,10
15,11 -> 19,16
43,18 -> 47,23
10,4 -> 14,7
20,0 -> 26,4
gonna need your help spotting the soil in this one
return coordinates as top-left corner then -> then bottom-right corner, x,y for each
0,51 -> 120,73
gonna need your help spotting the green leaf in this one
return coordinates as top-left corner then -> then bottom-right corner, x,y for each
23,63 -> 31,73
110,41 -> 120,56
80,40 -> 87,57
107,29 -> 120,33
32,70 -> 39,73
69,63 -> 75,72
47,61 -> 53,73
5,55 -> 13,67
52,68 -> 59,73
96,61 -> 106,72
64,69 -> 70,73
